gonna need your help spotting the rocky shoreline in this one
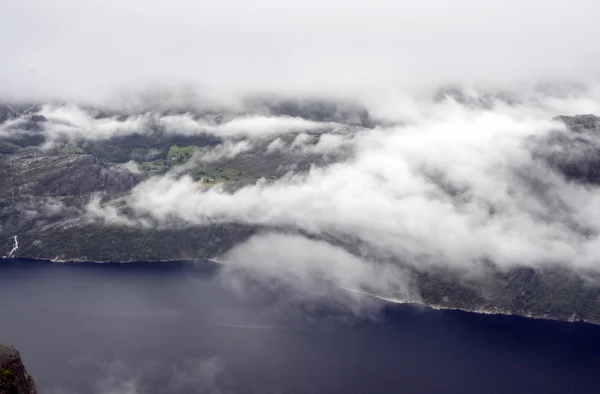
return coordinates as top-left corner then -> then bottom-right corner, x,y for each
2,256 -> 598,328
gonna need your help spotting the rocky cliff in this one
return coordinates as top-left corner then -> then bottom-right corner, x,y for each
0,344 -> 36,394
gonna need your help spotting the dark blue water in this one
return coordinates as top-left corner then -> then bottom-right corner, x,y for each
1,259 -> 599,393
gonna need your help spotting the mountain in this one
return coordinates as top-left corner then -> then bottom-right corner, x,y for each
1,100 -> 600,325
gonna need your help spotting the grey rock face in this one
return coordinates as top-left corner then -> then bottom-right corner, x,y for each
531,114 -> 600,184
0,344 -> 36,394
0,104 -> 41,125
250,98 -> 376,128
555,114 -> 600,133
0,105 -> 19,124
0,147 -> 141,197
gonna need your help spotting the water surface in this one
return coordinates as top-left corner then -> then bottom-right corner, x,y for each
0,259 -> 599,393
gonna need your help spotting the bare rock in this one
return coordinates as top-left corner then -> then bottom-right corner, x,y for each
0,147 -> 141,197
0,344 -> 36,394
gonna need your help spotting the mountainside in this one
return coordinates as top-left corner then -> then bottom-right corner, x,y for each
2,100 -> 600,325
0,344 -> 36,394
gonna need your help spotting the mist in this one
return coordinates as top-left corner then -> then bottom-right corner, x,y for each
78,92 -> 600,278
2,0 -> 600,103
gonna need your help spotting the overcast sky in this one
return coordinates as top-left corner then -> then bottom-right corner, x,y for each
1,0 -> 600,102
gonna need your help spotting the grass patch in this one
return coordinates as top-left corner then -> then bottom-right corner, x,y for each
191,164 -> 248,185
132,147 -> 162,155
199,175 -> 229,185
0,367 -> 13,388
131,147 -> 164,162
167,145 -> 196,161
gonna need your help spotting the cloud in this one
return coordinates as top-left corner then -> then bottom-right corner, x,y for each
266,137 -> 286,153
86,194 -> 151,228
221,233 -> 416,304
1,0 -> 600,102
86,92 -> 600,279
161,113 -> 339,139
1,104 -> 342,148
120,161 -> 142,174
194,140 -> 253,163
0,196 -> 72,234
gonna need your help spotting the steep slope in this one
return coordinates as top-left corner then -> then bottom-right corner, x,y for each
0,344 -> 36,394
0,147 -> 140,197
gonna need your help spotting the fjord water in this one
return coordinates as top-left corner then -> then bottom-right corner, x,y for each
0,259 -> 599,393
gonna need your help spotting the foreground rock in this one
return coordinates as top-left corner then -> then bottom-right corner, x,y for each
0,344 -> 36,394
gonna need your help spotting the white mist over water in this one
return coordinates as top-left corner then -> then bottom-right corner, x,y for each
1,261 -> 600,394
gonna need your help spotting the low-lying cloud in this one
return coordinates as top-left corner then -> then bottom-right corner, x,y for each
221,233 -> 416,304
85,92 -> 600,281
0,104 -> 341,148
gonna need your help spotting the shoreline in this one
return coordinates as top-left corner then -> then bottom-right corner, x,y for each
0,256 -> 224,265
1,256 -> 597,328
351,287 -> 599,327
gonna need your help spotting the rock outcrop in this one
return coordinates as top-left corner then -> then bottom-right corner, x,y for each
0,344 -> 36,394
531,114 -> 600,184
0,147 -> 141,197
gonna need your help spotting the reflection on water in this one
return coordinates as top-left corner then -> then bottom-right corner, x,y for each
1,259 -> 599,393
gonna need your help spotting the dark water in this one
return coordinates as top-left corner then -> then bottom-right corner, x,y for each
1,259 -> 599,394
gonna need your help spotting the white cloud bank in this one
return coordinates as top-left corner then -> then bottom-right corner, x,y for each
87,93 -> 600,276
0,104 -> 341,147
222,233 -> 415,303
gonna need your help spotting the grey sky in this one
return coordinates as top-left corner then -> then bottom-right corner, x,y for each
1,0 -> 600,101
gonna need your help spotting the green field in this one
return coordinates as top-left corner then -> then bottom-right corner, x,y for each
167,145 -> 196,160
199,175 -> 229,185
191,164 -> 247,185
132,147 -> 162,155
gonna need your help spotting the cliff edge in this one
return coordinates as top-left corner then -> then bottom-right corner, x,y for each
0,344 -> 36,394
